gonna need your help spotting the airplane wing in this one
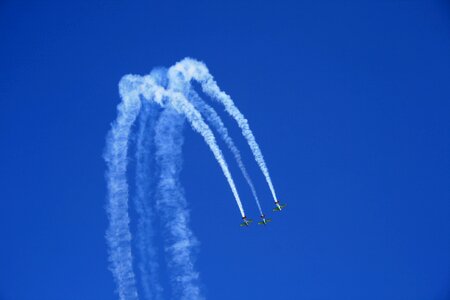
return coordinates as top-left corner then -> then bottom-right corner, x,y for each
273,204 -> 287,212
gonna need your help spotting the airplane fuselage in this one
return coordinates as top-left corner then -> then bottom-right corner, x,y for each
258,215 -> 272,225
273,201 -> 286,212
240,216 -> 253,227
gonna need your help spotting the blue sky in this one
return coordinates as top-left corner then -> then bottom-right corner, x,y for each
1,0 -> 450,299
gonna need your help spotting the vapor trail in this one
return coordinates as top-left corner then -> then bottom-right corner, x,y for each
166,90 -> 246,217
105,60 -> 267,300
124,72 -> 246,217
134,101 -> 163,300
104,80 -> 141,300
169,58 -> 279,203
154,107 -> 203,300
188,89 -> 263,215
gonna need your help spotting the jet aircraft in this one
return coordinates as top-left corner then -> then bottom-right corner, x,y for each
273,200 -> 287,212
240,216 -> 253,227
258,214 -> 272,225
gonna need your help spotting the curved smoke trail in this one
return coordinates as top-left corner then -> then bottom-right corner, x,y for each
134,101 -> 163,300
121,73 -> 246,217
188,89 -> 263,215
105,59 -> 277,300
166,91 -> 246,217
170,58 -> 279,203
154,107 -> 204,300
200,84 -> 278,202
104,81 -> 141,300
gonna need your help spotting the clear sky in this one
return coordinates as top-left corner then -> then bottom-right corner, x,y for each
1,1 -> 450,299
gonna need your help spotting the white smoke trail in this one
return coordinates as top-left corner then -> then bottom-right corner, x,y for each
104,63 -> 255,299
134,100 -> 163,300
169,58 -> 279,203
188,89 -> 263,215
104,79 -> 141,300
154,107 -> 204,300
165,90 -> 246,217
129,72 -> 246,217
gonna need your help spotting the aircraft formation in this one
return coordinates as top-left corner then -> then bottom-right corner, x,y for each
240,200 -> 287,227
105,58 -> 286,298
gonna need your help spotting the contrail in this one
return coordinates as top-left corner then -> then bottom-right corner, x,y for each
122,71 -> 246,297
105,59 -> 273,299
154,107 -> 204,300
134,100 -> 163,300
104,79 -> 141,300
169,58 -> 279,203
165,89 -> 246,217
127,72 -> 246,217
187,89 -> 263,215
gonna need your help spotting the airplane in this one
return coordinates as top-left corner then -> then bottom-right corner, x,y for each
258,214 -> 272,225
273,200 -> 287,212
240,216 -> 253,227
